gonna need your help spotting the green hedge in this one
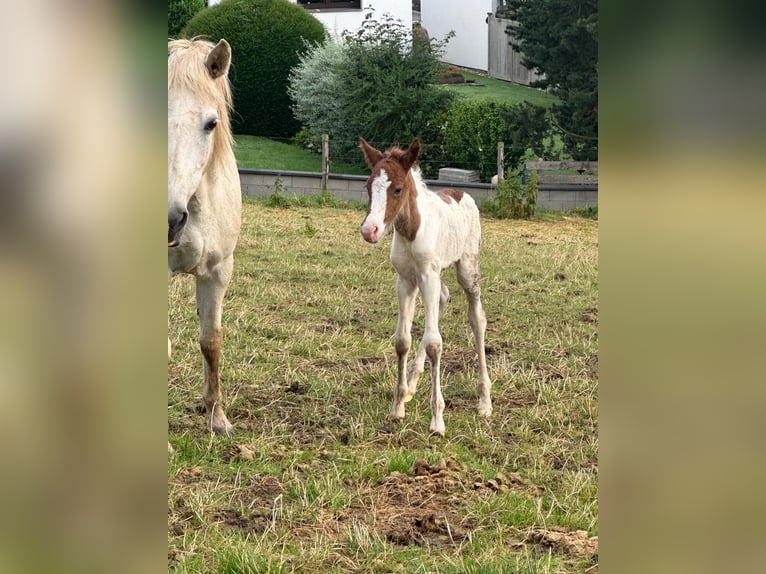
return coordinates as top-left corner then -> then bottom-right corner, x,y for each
435,100 -> 550,181
182,0 -> 326,138
168,0 -> 205,39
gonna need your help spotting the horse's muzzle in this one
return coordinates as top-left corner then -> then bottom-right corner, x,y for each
168,208 -> 188,246
361,219 -> 382,244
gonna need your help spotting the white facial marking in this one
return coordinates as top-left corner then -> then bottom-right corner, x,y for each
369,168 -> 390,221
361,168 -> 390,243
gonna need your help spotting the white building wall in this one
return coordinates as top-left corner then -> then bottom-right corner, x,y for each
420,0 -> 493,71
207,1 -> 411,41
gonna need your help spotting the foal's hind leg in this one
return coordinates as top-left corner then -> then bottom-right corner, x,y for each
456,256 -> 492,416
196,257 -> 235,436
405,281 -> 449,399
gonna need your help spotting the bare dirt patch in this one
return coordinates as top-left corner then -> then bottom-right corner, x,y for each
515,526 -> 598,559
333,458 -> 543,548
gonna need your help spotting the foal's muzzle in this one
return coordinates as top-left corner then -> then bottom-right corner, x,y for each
168,208 -> 188,246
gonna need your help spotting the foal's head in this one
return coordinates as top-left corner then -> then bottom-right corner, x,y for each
359,138 -> 421,244
167,38 -> 233,247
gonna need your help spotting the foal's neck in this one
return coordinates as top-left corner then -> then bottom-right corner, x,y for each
393,170 -> 421,242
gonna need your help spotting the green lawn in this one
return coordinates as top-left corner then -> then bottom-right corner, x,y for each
440,71 -> 558,107
234,135 -> 368,174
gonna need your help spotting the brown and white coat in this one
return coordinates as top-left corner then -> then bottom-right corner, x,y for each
359,138 -> 491,435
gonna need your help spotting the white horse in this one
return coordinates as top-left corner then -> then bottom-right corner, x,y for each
359,137 -> 492,435
168,38 -> 241,436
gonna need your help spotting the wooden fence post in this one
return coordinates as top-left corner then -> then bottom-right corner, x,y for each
497,141 -> 505,182
321,134 -> 330,190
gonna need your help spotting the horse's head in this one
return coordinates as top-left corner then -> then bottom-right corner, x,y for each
359,137 -> 421,244
167,39 -> 232,247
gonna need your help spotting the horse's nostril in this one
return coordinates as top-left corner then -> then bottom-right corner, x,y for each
169,209 -> 188,230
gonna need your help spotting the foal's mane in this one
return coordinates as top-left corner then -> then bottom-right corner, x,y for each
168,38 -> 234,169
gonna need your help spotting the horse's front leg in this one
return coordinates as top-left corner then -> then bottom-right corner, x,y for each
419,272 -> 445,435
196,257 -> 235,436
405,280 -> 449,397
391,274 -> 418,420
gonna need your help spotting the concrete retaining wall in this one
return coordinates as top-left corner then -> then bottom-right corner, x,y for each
239,169 -> 597,211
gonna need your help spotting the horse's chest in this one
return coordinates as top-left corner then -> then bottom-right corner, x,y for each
168,236 -> 205,275
390,234 -> 452,278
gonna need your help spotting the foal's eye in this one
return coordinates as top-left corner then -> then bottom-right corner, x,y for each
393,187 -> 402,196
204,118 -> 218,132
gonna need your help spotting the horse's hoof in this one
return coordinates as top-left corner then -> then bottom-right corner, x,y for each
478,407 -> 493,418
213,425 -> 235,438
429,422 -> 446,436
403,393 -> 414,403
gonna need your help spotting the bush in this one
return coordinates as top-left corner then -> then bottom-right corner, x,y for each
431,99 -> 551,181
288,8 -> 454,168
182,0 -> 326,138
288,40 -> 348,146
168,0 -> 205,38
483,171 -> 537,219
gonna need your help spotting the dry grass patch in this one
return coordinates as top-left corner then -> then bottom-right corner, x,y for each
168,201 -> 598,573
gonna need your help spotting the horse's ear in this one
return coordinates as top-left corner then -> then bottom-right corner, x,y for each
359,138 -> 384,169
403,138 -> 421,170
206,39 -> 232,79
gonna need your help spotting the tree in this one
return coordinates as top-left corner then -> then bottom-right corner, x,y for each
505,0 -> 598,160
168,0 -> 205,39
183,0 -> 326,138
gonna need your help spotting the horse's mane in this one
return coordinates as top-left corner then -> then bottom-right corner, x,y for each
168,38 -> 234,169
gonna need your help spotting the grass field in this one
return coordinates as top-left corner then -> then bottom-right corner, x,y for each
168,201 -> 598,572
440,71 -> 558,108
234,135 -> 368,174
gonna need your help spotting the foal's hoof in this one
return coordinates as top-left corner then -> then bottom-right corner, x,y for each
403,393 -> 414,403
477,398 -> 492,417
212,423 -> 235,438
429,421 -> 446,436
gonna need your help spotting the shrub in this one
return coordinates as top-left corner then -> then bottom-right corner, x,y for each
433,99 -> 551,181
288,40 -> 349,146
483,171 -> 537,219
288,8 -> 455,168
183,0 -> 326,138
168,0 -> 205,38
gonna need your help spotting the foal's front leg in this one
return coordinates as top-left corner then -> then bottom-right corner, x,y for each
391,275 -> 418,420
405,281 -> 449,398
196,258 -> 235,436
419,272 -> 445,435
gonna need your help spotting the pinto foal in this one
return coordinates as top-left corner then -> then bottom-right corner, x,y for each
359,137 -> 492,435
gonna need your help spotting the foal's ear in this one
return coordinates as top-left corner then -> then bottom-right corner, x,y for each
359,138 -> 384,169
206,39 -> 232,79
403,138 -> 421,170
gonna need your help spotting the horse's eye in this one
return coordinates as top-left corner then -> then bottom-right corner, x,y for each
204,118 -> 218,132
393,187 -> 402,196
